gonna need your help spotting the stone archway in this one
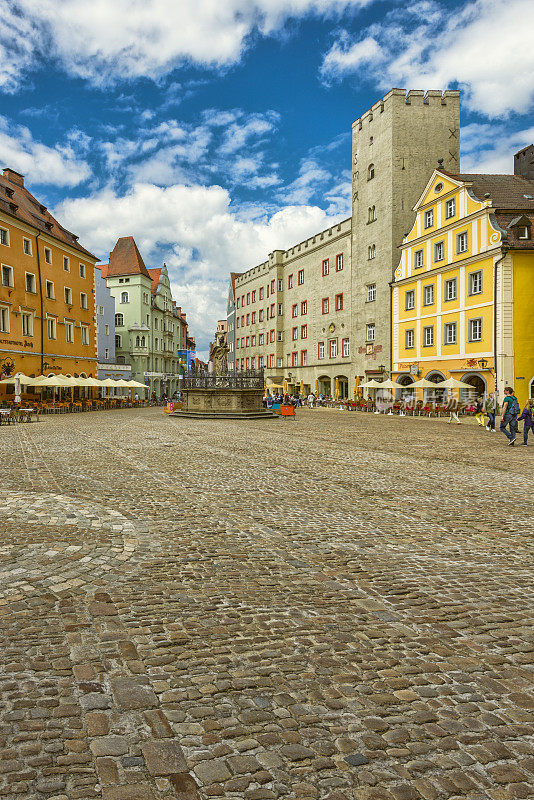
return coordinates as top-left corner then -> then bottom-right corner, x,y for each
334,375 -> 349,399
461,372 -> 487,402
318,375 -> 331,397
396,373 -> 414,400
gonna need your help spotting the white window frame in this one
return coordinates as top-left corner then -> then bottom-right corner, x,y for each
444,322 -> 457,345
25,272 -> 36,293
405,329 -> 414,349
0,227 -> 9,247
79,263 -> 86,278
434,241 -> 445,261
329,339 -> 337,358
367,283 -> 376,302
45,280 -> 55,299
366,323 -> 375,342
445,198 -> 456,219
22,311 -> 33,337
457,231 -> 468,254
277,303 -> 283,316
80,292 -> 87,309
23,238 -> 32,256
65,321 -> 74,343
44,247 -> 52,264
318,341 -> 325,359
63,255 -> 70,272
342,338 -> 350,357
47,316 -> 57,340
368,244 -> 376,259
1,264 -> 14,287
64,286 -> 72,305
414,249 -> 424,268
423,284 -> 434,306
469,270 -> 483,295
468,317 -> 483,342
81,325 -> 89,345
424,208 -> 434,228
423,325 -> 434,347
444,278 -> 457,302
405,290 -> 415,310
0,305 -> 10,333
121,291 -> 129,304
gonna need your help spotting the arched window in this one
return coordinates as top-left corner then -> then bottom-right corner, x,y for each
141,336 -> 145,347
136,336 -> 140,347
368,244 -> 376,260
368,206 -> 376,222
368,163 -> 375,181
120,291 -> 129,304
115,313 -> 123,327
115,334 -> 121,348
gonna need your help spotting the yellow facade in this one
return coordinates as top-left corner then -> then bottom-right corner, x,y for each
392,171 -> 500,399
512,252 -> 534,405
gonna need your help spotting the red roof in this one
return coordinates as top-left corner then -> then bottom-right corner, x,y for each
106,236 -> 151,279
148,267 -> 161,295
97,263 -> 109,278
0,167 -> 97,260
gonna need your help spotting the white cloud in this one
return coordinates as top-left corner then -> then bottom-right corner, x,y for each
461,123 -> 534,173
0,116 -> 91,186
56,181 -> 341,349
5,0 -> 370,89
321,0 -> 534,117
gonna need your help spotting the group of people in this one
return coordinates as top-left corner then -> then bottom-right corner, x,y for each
480,387 -> 534,446
264,392 -> 306,408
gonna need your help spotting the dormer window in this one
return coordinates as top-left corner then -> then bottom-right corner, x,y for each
5,187 -> 14,199
518,226 -> 530,240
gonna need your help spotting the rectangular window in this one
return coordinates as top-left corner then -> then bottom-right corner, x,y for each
259,287 -> 264,300
469,270 -> 483,295
423,325 -> 434,347
423,284 -> 434,306
444,322 -> 457,345
342,337 -> 349,357
80,292 -> 87,309
301,300 -> 307,315
468,317 -> 482,342
236,318 -> 240,328
259,309 -> 264,322
63,255 -> 70,272
292,303 -> 298,318
322,259 -> 329,276
292,351 -> 298,367
46,280 -> 54,299
23,238 -> 32,255
0,306 -> 9,333
245,336 -> 249,347
25,272 -> 36,293
251,311 -> 256,324
405,329 -> 414,349
246,292 -> 250,304
65,321 -> 74,343
22,312 -> 33,336
277,330 -> 283,341
277,303 -> 283,316
245,357 -> 250,369
270,329 -> 275,343
366,323 -> 375,342
79,263 -> 86,278
322,297 -> 329,314
301,324 -> 307,339
288,274 -> 293,289
64,286 -> 72,304
367,283 -> 376,302
405,290 -> 415,310
258,356 -> 264,369
444,277 -> 457,301
252,290 -> 256,302
301,349 -> 307,366
47,317 -> 56,340
445,197 -> 456,219
270,303 -> 275,316
246,313 -> 250,325
335,293 -> 343,311
105,348 -> 109,359
424,208 -> 434,228
329,339 -> 337,358
292,326 -> 298,341
0,227 -> 9,246
298,269 -> 304,285
318,341 -> 325,359
105,324 -> 109,335
414,249 -> 424,269
251,357 -> 255,369
457,231 -> 468,253
44,247 -> 52,264
277,279 -> 283,291
236,297 -> 240,309
336,253 -> 343,271
251,335 -> 256,346
434,241 -> 444,261
80,325 -> 88,345
1,264 -> 13,287
271,279 -> 275,293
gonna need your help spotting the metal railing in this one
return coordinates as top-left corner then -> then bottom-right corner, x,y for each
183,370 -> 264,390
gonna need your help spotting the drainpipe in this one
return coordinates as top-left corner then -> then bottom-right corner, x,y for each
34,231 -> 44,374
493,247 -> 508,400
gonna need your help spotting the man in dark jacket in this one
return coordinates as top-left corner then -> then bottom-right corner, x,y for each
500,386 -> 520,445
518,399 -> 534,446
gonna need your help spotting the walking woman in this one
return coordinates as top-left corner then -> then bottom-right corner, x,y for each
484,392 -> 498,432
475,397 -> 485,426
518,399 -> 534,446
500,386 -> 520,445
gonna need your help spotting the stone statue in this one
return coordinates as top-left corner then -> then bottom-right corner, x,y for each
212,344 -> 228,375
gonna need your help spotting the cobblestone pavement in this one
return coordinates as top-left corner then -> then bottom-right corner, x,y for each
1,407 -> 533,800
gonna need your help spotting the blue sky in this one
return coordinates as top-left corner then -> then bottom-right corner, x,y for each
2,0 -> 533,357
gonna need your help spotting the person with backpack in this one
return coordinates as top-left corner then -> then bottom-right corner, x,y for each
475,397 -> 485,426
500,386 -> 520,445
518,398 -> 534,446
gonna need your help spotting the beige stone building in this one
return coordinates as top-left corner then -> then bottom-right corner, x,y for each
229,88 -> 462,396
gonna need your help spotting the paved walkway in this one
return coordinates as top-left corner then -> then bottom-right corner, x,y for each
0,408 -> 532,800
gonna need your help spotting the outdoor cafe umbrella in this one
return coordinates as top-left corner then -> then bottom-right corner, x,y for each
0,372 -> 39,386
360,378 -> 382,388
410,378 -> 441,389
375,378 -> 398,390
436,377 -> 473,390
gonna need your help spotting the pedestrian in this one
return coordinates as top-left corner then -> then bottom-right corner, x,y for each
475,397 -> 485,426
307,392 -> 315,408
447,395 -> 462,424
518,398 -> 534,446
484,392 -> 498,431
500,386 -> 520,445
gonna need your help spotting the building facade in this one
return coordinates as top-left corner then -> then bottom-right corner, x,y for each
227,89 -> 461,394
391,155 -> 534,406
101,237 -> 192,397
94,265 -> 115,364
226,273 -> 239,373
0,167 -> 98,391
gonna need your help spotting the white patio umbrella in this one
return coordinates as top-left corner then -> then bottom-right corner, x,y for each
375,379 -> 398,390
410,378 -> 441,389
0,372 -> 38,386
436,377 -> 473,389
360,379 -> 383,388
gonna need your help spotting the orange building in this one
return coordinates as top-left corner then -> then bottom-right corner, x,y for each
0,168 -> 98,394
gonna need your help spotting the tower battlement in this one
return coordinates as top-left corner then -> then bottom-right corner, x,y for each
353,89 -> 461,129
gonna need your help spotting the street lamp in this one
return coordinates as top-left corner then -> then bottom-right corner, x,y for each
477,358 -> 488,370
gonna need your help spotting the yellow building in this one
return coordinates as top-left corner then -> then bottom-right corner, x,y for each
0,167 -> 98,396
392,147 -> 534,407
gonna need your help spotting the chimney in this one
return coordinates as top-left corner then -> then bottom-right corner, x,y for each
3,168 -> 24,187
514,145 -> 534,180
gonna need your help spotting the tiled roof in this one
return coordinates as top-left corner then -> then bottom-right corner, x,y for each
107,236 -> 151,279
454,173 -> 534,210
494,211 -> 534,250
148,268 -> 162,295
0,168 -> 97,259
96,263 -> 109,278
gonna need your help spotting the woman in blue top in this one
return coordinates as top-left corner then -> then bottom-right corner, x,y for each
500,386 -> 520,445
518,399 -> 534,446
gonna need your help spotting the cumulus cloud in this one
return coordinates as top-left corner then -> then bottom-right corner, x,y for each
4,0 -> 369,90
320,0 -> 534,117
56,181 -> 341,349
0,116 -> 91,186
461,123 -> 534,173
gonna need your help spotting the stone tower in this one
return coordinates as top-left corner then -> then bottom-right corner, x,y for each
351,88 -> 461,379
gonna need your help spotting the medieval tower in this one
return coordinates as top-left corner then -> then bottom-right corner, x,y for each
351,88 -> 461,379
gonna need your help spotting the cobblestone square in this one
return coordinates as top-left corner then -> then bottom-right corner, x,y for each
1,408 -> 533,800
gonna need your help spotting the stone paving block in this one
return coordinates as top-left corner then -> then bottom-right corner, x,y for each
141,740 -> 188,775
110,678 -> 158,710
